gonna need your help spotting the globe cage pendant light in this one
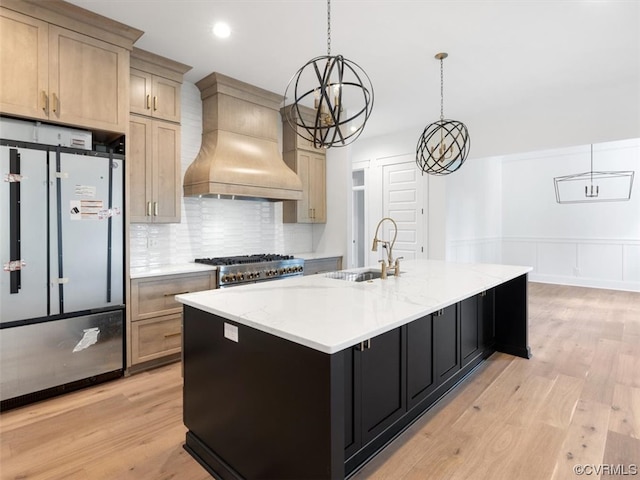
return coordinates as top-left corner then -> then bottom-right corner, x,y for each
416,53 -> 470,175
283,0 -> 374,148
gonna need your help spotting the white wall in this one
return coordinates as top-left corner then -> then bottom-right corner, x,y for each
445,155 -> 503,264
501,138 -> 640,291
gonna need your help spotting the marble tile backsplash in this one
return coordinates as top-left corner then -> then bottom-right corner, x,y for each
129,81 -> 313,268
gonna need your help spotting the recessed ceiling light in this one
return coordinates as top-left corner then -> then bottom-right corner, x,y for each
212,22 -> 231,39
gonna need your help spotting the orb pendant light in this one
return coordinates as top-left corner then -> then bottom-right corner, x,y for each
416,53 -> 470,175
284,0 -> 374,149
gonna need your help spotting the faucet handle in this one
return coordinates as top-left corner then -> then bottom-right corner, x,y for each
378,259 -> 387,279
394,257 -> 404,277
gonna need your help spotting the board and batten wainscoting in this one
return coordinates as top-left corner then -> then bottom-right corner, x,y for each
503,237 -> 640,292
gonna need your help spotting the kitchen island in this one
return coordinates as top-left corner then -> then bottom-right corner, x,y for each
177,259 -> 532,479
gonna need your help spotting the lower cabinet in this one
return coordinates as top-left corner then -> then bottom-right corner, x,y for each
345,290 -> 496,474
345,327 -> 406,459
129,271 -> 216,371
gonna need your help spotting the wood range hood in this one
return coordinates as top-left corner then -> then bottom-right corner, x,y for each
183,72 -> 303,201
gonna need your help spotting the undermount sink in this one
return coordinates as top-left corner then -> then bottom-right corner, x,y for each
325,269 -> 391,282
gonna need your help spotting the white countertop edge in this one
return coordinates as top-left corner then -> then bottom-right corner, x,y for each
177,260 -> 532,354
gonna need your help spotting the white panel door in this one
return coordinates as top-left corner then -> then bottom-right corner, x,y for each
382,162 -> 424,261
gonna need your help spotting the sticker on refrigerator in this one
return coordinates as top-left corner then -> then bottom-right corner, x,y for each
74,185 -> 96,197
70,199 -> 104,220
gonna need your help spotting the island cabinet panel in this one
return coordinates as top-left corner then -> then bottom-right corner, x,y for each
183,306 -> 345,480
461,296 -> 481,367
406,313 -> 435,410
495,274 -> 531,358
433,304 -> 461,384
344,327 -> 406,460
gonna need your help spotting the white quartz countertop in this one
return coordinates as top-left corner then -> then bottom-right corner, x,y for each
130,263 -> 217,279
176,259 -> 532,354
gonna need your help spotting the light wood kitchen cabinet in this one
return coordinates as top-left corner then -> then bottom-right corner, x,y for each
129,271 -> 216,369
129,48 -> 191,224
281,105 -> 327,224
130,48 -> 189,123
129,115 -> 181,223
0,6 -> 132,134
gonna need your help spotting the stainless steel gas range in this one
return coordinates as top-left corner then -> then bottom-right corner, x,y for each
195,254 -> 304,288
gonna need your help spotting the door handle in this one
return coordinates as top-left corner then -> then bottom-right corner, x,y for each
146,94 -> 151,110
52,93 -> 59,115
146,201 -> 152,217
153,202 -> 159,216
153,95 -> 158,111
41,91 -> 49,115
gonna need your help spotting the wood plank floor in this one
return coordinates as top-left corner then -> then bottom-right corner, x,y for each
1,282 -> 639,480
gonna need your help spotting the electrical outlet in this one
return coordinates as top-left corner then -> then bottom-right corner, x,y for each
148,238 -> 159,248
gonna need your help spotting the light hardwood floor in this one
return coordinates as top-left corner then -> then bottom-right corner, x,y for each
1,282 -> 639,480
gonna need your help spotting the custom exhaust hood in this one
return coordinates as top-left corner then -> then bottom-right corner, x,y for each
183,72 -> 303,201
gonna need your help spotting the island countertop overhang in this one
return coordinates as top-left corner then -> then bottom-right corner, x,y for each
176,259 -> 532,354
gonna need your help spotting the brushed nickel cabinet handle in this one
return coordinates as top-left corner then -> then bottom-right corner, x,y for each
41,91 -> 49,114
163,332 -> 181,338
153,202 -> 159,216
153,95 -> 158,111
52,93 -> 58,114
146,201 -> 152,216
146,94 -> 151,109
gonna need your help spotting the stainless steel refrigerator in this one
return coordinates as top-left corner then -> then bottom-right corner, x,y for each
1,119 -> 125,410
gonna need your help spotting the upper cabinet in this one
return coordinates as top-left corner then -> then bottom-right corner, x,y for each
280,105 -> 327,224
0,1 -> 142,135
128,48 -> 191,224
130,47 -> 188,123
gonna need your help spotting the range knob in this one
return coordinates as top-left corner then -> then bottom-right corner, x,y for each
255,272 -> 261,279
238,273 -> 245,281
278,268 -> 284,275
248,272 -> 254,279
221,274 -> 229,282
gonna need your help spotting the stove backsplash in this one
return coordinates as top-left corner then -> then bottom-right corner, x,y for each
129,199 -> 312,268
129,82 -> 313,269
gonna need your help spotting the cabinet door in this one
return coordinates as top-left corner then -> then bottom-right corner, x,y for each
152,121 -> 181,223
49,25 -> 127,133
129,115 -> 153,223
482,289 -> 496,349
296,151 -> 313,222
151,76 -> 181,123
309,152 -> 326,223
130,68 -> 153,117
460,295 -> 481,367
359,327 -> 406,445
433,304 -> 460,384
406,314 -> 435,410
0,8 -> 49,120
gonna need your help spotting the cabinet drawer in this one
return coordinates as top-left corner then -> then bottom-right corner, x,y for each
130,272 -> 215,321
131,314 -> 182,364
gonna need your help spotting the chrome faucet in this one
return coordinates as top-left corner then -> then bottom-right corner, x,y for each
371,217 -> 402,279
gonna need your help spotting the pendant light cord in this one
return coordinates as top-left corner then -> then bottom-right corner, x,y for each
327,0 -> 331,56
440,57 -> 444,121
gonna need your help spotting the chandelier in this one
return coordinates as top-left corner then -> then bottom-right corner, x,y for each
283,0 -> 374,148
554,144 -> 635,203
416,53 -> 470,175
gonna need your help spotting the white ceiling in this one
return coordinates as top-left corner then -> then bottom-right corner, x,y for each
66,0 -> 640,147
